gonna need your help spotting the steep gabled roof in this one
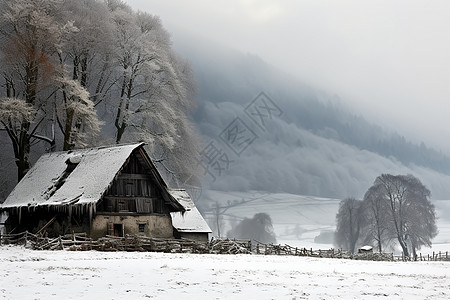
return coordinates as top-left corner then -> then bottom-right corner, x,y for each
0,143 -> 183,212
170,190 -> 212,234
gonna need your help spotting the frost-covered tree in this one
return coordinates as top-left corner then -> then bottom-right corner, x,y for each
106,3 -> 199,184
0,0 -> 103,173
361,184 -> 393,252
0,0 -> 199,189
0,0 -> 62,180
55,76 -> 102,150
59,0 -> 115,98
365,174 -> 437,258
335,197 -> 364,253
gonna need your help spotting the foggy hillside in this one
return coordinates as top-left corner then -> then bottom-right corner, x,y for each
172,33 -> 450,199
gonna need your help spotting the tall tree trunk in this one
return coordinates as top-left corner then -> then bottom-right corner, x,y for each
15,52 -> 39,181
64,107 -> 75,151
80,56 -> 88,87
114,74 -> 133,144
398,235 -> 409,257
376,227 -> 383,253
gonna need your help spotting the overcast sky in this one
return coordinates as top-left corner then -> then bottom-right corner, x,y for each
125,0 -> 450,153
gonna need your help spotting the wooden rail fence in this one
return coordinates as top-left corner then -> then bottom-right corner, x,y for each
1,231 -> 449,262
0,231 -> 251,254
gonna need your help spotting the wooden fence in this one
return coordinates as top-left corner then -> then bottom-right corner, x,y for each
253,241 -> 394,261
1,231 -> 449,262
0,231 -> 251,254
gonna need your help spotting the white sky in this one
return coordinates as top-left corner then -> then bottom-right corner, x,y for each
125,0 -> 450,153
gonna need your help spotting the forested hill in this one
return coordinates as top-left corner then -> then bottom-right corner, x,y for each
191,46 -> 450,175
172,33 -> 450,199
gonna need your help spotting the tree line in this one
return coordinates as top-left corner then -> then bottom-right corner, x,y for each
335,174 -> 437,259
0,0 -> 199,188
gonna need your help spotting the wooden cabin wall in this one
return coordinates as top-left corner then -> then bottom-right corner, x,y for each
100,153 -> 168,214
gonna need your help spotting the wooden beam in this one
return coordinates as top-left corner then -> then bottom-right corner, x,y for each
117,173 -> 151,180
36,215 -> 57,235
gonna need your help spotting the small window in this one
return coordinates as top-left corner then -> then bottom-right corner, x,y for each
138,224 -> 145,233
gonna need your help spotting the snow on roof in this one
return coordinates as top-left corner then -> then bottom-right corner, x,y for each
170,190 -> 212,233
1,143 -> 144,209
359,245 -> 373,251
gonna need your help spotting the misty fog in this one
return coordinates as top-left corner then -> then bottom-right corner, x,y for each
173,34 -> 450,200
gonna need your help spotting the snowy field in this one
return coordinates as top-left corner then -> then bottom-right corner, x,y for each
0,246 -> 449,300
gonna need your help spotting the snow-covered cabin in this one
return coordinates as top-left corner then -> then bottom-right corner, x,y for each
0,143 -> 211,240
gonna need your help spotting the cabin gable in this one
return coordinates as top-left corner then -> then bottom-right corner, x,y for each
97,151 -> 169,215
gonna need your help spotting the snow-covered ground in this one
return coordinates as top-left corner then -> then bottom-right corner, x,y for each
0,246 -> 449,299
2,192 -> 449,299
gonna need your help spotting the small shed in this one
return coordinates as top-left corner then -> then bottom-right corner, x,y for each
0,143 -> 209,241
358,245 -> 374,253
170,190 -> 212,242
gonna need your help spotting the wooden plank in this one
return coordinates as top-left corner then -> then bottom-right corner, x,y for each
117,174 -> 151,180
36,216 -> 57,235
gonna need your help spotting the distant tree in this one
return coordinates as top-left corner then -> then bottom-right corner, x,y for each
362,184 -> 393,252
227,213 -> 277,244
335,197 -> 363,253
366,174 -> 437,259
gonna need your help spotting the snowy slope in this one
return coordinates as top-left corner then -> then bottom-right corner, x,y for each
0,246 -> 449,299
